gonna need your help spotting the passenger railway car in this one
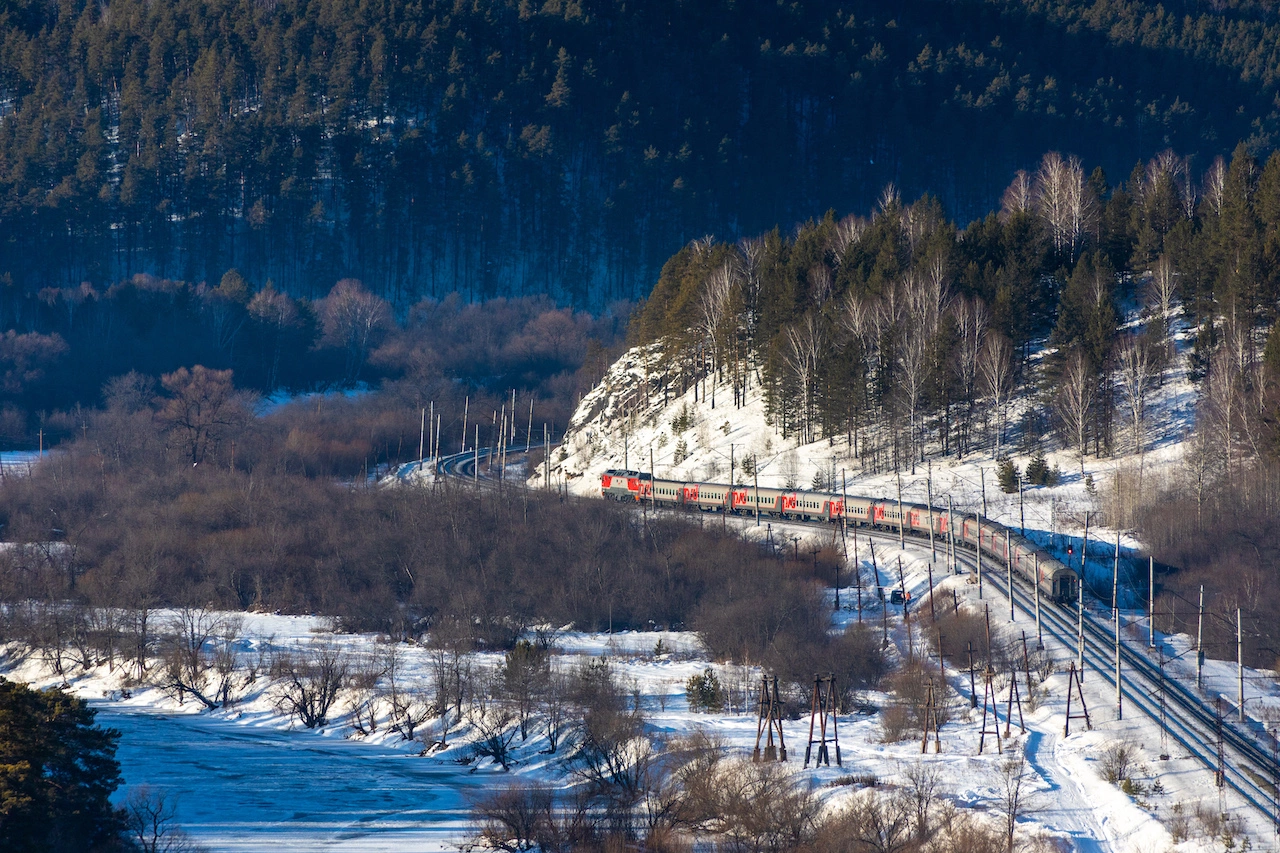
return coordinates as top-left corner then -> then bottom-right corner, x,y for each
600,471 -> 1078,603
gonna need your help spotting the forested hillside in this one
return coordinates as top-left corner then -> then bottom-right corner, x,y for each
629,141 -> 1280,663
5,0 -> 1280,305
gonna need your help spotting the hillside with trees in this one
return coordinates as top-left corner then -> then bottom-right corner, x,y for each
5,0 -> 1280,305
629,140 -> 1280,665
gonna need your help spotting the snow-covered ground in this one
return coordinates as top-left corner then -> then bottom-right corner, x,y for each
5,319 -> 1276,850
8,525 -> 1276,853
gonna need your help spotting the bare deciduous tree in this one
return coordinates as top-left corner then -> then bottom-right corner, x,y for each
1117,335 -> 1152,461
997,756 -> 1030,853
320,278 -> 392,382
1055,349 -> 1096,473
156,366 -> 250,465
1202,156 -> 1228,217
1000,170 -> 1033,219
1034,152 -> 1093,260
783,313 -> 826,443
273,642 -> 349,728
979,333 -> 1014,457
125,786 -> 207,853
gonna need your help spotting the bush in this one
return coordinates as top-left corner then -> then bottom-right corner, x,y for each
686,668 -> 725,713
996,457 -> 1020,493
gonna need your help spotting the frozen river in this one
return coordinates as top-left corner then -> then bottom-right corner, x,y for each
98,705 -> 481,852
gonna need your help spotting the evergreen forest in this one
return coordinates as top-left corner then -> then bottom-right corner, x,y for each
6,0 -> 1280,305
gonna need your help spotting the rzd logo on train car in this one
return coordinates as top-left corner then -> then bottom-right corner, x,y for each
683,485 -> 699,501
831,499 -> 844,516
731,490 -> 748,508
781,494 -> 798,510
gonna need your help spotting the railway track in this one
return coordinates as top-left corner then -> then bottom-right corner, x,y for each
426,452 -> 1279,826
970,546 -> 1279,826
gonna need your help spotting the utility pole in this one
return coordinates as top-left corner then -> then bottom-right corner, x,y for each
1081,511 -> 1090,586
1033,553 -> 1042,649
461,395 -> 469,452
1196,585 -> 1205,689
1077,574 -> 1085,682
927,460 -> 936,561
650,448 -> 656,512
419,407 -> 426,470
1112,531 -> 1120,624
1114,601 -> 1122,721
1006,535 -> 1015,622
1238,607 -> 1245,723
754,455 -> 760,527
526,398 -> 534,452
1018,476 -> 1024,536
474,425 -> 479,486
1149,556 -> 1156,649
852,522 -> 863,624
980,467 -> 987,517
896,469 -> 905,551
544,424 -> 550,492
976,511 -> 983,599
946,495 -> 955,575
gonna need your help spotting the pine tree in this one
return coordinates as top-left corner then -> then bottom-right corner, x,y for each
0,678 -> 127,852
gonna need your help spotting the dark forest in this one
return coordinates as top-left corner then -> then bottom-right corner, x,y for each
4,0 -> 1280,304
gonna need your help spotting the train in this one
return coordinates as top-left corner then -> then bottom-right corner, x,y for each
600,469 -> 1078,604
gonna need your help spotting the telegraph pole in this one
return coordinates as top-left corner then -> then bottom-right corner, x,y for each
946,494 -> 955,575
419,407 -> 426,470
976,511 -> 983,599
461,396 -> 469,452
1114,601 -> 1123,720
1077,574 -> 1085,681
1006,535 -> 1015,622
1148,556 -> 1156,648
754,455 -> 760,526
1238,607 -> 1245,723
896,470 -> 905,551
926,461 -> 936,561
1033,553 -> 1042,649
1112,531 -> 1121,624
1196,585 -> 1205,689
1018,476 -> 1024,536
980,467 -> 987,517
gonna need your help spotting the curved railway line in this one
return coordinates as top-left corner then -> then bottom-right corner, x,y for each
424,447 -> 1280,828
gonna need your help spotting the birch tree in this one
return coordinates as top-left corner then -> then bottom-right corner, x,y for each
1116,335 -> 1152,458
979,333 -> 1014,457
783,313 -> 826,444
1055,349 -> 1096,473
1202,156 -> 1228,218
954,296 -> 989,457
